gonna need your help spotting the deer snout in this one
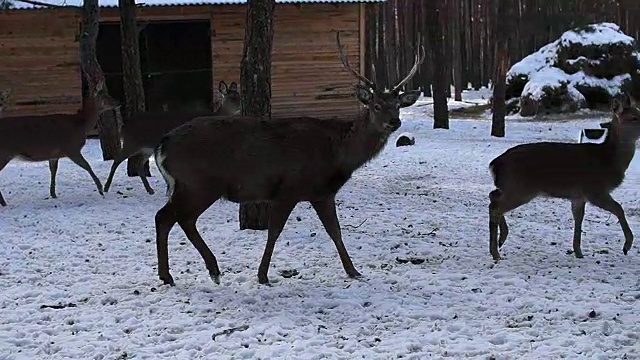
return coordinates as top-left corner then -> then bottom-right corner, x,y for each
388,117 -> 401,130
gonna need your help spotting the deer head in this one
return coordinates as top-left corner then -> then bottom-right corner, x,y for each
336,31 -> 423,132
84,83 -> 120,115
218,80 -> 241,115
611,93 -> 640,139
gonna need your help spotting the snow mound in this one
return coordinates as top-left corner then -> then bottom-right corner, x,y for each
506,22 -> 640,117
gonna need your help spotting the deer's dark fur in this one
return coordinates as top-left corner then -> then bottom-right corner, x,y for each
0,90 -> 117,206
488,94 -> 640,260
153,31 -> 424,285
103,81 -> 241,195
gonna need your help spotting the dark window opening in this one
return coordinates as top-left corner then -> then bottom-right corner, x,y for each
86,19 -> 213,113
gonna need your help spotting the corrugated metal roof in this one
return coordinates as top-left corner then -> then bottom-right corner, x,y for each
9,0 -> 385,10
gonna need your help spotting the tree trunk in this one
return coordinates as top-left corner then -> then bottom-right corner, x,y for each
238,0 -> 275,231
81,0 -> 120,160
491,0 -> 515,137
119,0 -> 150,177
427,0 -> 449,129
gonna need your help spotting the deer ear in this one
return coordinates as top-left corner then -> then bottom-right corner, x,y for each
355,84 -> 372,105
229,82 -> 238,92
219,81 -> 228,94
398,90 -> 421,108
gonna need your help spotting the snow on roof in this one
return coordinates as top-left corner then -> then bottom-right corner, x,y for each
9,0 -> 384,9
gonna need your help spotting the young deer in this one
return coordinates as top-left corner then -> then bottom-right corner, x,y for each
153,31 -> 424,285
488,93 -> 640,261
0,87 -> 118,206
103,80 -> 241,195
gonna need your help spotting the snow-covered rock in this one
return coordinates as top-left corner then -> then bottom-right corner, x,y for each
506,22 -> 640,117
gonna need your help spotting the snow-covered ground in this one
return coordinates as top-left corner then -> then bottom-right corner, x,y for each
0,89 -> 639,359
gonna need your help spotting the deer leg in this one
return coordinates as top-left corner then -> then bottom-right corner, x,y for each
257,200 -> 297,285
0,158 -> 10,206
489,189 -> 534,260
48,159 -> 59,199
311,197 -> 361,279
586,193 -> 634,256
104,151 -> 131,193
489,190 -> 503,260
135,152 -> 155,195
155,200 -> 177,286
67,152 -> 104,196
174,191 -> 222,284
571,199 -> 586,258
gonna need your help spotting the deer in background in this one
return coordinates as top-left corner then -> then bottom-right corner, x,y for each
488,93 -> 640,261
152,31 -> 424,286
103,80 -> 241,195
0,86 -> 118,206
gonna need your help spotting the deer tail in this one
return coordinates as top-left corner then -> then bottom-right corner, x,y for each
154,140 -> 175,198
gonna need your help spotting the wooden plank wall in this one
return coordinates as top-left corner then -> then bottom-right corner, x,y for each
0,8 -> 82,116
0,3 -> 362,119
211,4 -> 362,118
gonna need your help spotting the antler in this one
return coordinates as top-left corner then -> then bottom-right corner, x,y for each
391,38 -> 426,93
336,31 -> 376,91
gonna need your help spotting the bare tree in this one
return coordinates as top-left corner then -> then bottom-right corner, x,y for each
238,0 -> 276,230
491,0 -> 516,137
118,0 -> 149,177
426,0 -> 449,129
81,0 -> 121,159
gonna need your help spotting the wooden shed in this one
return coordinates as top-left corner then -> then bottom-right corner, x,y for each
0,0 -> 384,119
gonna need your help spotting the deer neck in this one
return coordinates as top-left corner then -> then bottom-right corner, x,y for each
81,99 -> 100,132
339,110 -> 392,170
606,124 -> 637,173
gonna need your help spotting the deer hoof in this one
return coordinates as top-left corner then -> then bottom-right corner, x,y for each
623,247 -> 629,255
159,273 -> 175,286
347,269 -> 362,279
574,251 -> 584,259
210,273 -> 220,285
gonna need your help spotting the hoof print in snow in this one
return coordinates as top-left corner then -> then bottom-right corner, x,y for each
280,269 -> 299,278
40,303 -> 77,310
395,256 -> 425,265
588,309 -> 598,318
395,132 -> 415,147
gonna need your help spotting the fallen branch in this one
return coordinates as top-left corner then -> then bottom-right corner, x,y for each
211,325 -> 249,341
344,218 -> 367,230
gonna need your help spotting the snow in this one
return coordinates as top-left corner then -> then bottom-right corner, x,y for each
508,22 -> 638,111
9,0 -> 384,9
559,23 -> 635,47
0,89 -> 639,359
507,42 -> 558,80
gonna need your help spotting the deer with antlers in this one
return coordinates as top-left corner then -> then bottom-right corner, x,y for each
152,31 -> 424,285
0,86 -> 118,206
488,93 -> 640,260
103,80 -> 241,195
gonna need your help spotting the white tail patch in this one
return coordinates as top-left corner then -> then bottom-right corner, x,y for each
154,143 -> 175,198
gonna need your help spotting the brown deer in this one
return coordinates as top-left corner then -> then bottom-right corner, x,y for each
103,80 -> 241,195
152,31 -> 424,286
488,93 -> 640,261
0,86 -> 118,206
